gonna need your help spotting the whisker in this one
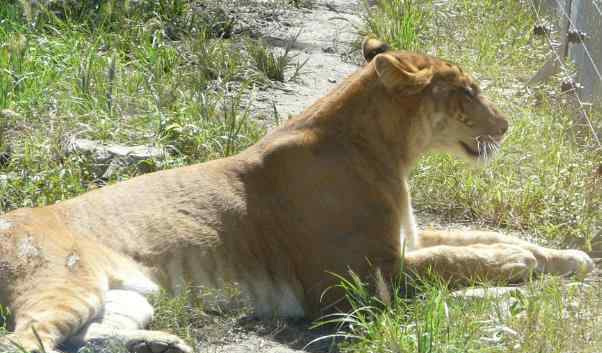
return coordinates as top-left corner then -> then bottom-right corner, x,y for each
470,135 -> 501,162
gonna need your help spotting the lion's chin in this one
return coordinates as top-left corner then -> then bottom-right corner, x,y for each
460,141 -> 481,158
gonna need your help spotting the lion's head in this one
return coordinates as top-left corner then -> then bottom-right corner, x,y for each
362,38 -> 509,162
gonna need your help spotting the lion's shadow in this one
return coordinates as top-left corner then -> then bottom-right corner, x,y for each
233,315 -> 343,353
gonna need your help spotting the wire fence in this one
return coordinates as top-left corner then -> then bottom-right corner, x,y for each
529,0 -> 601,147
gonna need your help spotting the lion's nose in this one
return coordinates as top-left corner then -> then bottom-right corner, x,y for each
491,107 -> 509,135
498,118 -> 508,135
487,104 -> 509,136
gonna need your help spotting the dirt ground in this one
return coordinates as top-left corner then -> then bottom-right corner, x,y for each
244,0 -> 363,121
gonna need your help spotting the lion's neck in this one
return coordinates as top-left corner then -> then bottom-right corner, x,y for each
290,65 -> 429,178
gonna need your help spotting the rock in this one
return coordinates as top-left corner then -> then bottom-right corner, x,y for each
65,138 -> 168,179
73,338 -> 128,353
479,324 -> 519,346
452,287 -> 527,321
66,138 -> 166,161
451,287 -> 526,299
0,173 -> 16,184
0,109 -> 22,120
249,0 -> 361,122
0,149 -> 10,167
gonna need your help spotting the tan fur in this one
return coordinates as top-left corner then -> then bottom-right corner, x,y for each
0,38 -> 593,353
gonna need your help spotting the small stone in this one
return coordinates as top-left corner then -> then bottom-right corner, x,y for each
0,109 -> 21,120
65,138 -> 169,179
66,252 -> 80,271
0,150 -> 10,166
0,218 -> 12,231
451,287 -> 525,299
17,235 -> 40,259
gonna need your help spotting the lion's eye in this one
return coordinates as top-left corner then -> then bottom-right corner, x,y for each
462,87 -> 474,98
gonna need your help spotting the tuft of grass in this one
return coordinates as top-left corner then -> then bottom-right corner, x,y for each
363,0 -> 430,51
0,305 -> 8,336
148,289 -> 205,345
315,272 -> 601,353
288,0 -> 313,9
246,34 -> 308,83
148,285 -> 250,348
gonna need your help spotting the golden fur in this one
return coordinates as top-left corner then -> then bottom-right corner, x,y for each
0,38 -> 593,353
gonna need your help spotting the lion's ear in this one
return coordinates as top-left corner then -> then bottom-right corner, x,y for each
374,53 -> 433,95
362,37 -> 390,62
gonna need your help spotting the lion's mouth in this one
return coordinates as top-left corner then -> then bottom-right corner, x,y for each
459,138 -> 500,159
460,141 -> 481,158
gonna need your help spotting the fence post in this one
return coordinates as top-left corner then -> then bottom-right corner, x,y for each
530,0 -> 601,106
568,0 -> 602,105
528,0 -> 571,86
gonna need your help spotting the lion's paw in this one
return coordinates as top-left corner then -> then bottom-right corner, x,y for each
544,249 -> 594,277
0,333 -> 61,353
125,331 -> 192,353
490,245 -> 537,281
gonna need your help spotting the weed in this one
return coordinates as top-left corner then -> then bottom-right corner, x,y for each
148,285 -> 250,348
148,289 -> 204,344
289,0 -> 313,9
363,0 -> 430,51
316,271 -> 601,352
246,33 -> 308,83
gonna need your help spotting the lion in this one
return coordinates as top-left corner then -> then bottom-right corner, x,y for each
0,38 -> 594,353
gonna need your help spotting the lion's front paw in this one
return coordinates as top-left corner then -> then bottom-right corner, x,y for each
545,249 -> 594,277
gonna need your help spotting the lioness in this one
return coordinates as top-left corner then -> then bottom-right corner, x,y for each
0,38 -> 594,353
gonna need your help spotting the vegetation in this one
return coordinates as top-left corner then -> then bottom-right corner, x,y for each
315,270 -> 601,353
246,34 -> 307,83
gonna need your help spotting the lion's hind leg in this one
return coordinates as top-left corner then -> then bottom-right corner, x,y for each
69,290 -> 192,353
404,243 -> 538,286
0,279 -> 104,353
417,230 -> 594,276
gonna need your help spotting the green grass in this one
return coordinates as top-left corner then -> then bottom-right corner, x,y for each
246,33 -> 308,83
147,285 -> 249,348
0,1 -> 284,350
0,0 -> 269,212
364,0 -> 430,51
315,272 -> 601,353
